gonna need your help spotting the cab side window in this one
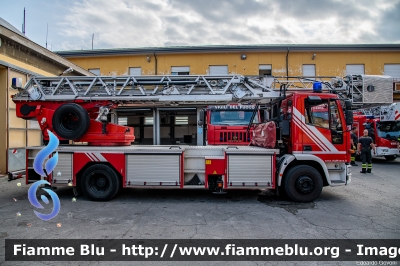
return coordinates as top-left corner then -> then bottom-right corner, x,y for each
329,100 -> 343,144
305,101 -> 329,129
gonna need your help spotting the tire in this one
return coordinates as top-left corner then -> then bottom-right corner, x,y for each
384,155 -> 396,161
80,164 -> 120,201
52,103 -> 90,140
283,165 -> 323,202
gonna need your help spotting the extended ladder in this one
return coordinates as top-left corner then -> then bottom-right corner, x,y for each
12,74 -> 394,108
12,75 -> 280,106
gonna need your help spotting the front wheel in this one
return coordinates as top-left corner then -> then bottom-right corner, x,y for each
80,164 -> 120,201
384,155 -> 397,161
283,165 -> 323,202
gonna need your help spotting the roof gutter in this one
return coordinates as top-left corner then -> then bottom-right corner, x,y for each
55,44 -> 400,58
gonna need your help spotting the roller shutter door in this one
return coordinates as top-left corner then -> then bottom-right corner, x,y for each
209,65 -> 228,75
346,65 -> 364,75
384,64 -> 400,79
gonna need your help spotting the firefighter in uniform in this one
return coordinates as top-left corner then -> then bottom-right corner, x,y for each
357,129 -> 376,173
350,126 -> 358,166
396,136 -> 400,156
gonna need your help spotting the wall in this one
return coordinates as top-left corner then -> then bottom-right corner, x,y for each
0,67 -> 6,173
66,51 -> 400,77
4,69 -> 42,173
0,66 -> 54,174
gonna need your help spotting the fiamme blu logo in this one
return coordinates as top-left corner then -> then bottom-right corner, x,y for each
28,130 -> 60,221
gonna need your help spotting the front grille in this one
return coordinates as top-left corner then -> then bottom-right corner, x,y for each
219,131 -> 251,143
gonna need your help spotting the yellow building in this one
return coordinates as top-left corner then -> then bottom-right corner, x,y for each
0,17 -> 93,174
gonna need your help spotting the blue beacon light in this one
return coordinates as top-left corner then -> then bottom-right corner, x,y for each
313,82 -> 322,93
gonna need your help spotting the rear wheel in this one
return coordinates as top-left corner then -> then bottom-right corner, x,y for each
384,155 -> 397,161
80,164 -> 120,201
283,165 -> 323,202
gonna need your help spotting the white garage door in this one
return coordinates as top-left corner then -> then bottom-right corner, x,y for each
303,64 -> 316,76
346,64 -> 364,75
171,66 -> 190,75
384,64 -> 400,79
129,67 -> 142,76
209,65 -> 228,75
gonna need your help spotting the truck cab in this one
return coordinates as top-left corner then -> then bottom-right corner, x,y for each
274,93 -> 350,162
256,90 -> 353,199
200,104 -> 260,145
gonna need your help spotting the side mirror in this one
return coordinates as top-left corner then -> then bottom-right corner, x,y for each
344,100 -> 352,110
263,110 -> 269,122
345,110 -> 353,125
279,120 -> 290,136
198,110 -> 204,126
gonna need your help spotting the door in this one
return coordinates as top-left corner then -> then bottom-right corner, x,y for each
209,65 -> 228,75
384,64 -> 400,79
300,98 -> 347,161
346,64 -> 364,75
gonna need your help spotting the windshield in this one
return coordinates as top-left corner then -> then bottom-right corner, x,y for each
210,110 -> 259,125
377,121 -> 400,139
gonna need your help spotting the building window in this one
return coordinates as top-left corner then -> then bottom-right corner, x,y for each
303,64 -> 316,77
145,117 -> 154,125
346,64 -> 364,75
384,64 -> 400,79
129,67 -> 142,76
118,117 -> 128,125
28,120 -> 40,129
175,116 -> 188,125
259,64 -> 272,76
209,65 -> 228,75
88,68 -> 100,75
171,66 -> 190,75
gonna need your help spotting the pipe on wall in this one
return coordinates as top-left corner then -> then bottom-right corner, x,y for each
286,47 -> 289,77
153,51 -> 157,75
5,67 -> 9,173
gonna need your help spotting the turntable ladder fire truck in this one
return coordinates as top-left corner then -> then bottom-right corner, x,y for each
11,74 -> 393,202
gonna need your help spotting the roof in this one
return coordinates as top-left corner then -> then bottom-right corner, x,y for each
56,44 -> 400,58
0,17 -> 26,38
0,17 -> 94,76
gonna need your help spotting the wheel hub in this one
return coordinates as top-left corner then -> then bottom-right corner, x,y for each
96,177 -> 107,188
295,176 -> 315,194
61,112 -> 80,131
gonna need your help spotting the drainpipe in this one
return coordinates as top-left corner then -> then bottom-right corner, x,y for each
6,67 -> 9,173
153,51 -> 157,75
286,47 -> 289,77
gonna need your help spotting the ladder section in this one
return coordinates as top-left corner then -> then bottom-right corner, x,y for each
259,75 -> 394,108
13,75 -> 280,105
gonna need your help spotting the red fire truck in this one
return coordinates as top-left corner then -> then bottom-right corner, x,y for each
11,74 -> 393,202
353,103 -> 400,160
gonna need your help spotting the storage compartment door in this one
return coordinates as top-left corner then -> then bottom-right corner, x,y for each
126,154 -> 181,186
228,154 -> 273,187
52,153 -> 73,185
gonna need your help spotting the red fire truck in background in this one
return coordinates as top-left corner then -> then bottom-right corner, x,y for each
353,102 -> 400,160
11,74 -> 393,202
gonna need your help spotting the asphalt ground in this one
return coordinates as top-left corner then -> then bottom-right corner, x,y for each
0,157 -> 399,266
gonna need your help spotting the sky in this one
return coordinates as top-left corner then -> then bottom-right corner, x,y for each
0,0 -> 399,52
